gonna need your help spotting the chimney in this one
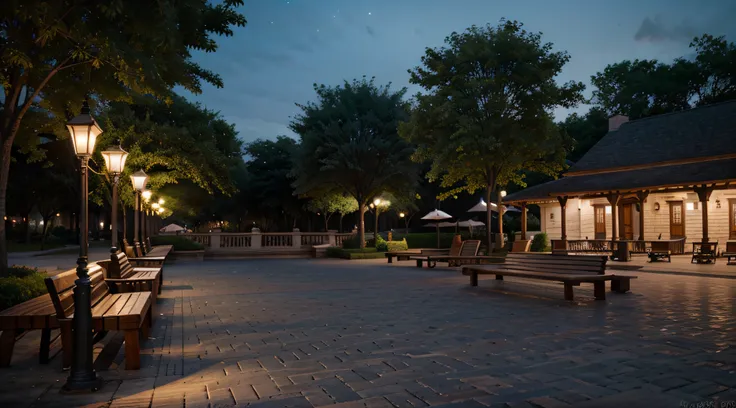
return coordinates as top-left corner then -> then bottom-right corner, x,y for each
608,115 -> 629,132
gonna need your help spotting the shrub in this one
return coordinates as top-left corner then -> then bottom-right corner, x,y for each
0,266 -> 48,311
325,247 -> 383,259
374,235 -> 388,252
386,239 -> 409,252
391,232 -> 463,249
151,235 -> 204,251
530,233 -> 549,252
341,235 -> 361,249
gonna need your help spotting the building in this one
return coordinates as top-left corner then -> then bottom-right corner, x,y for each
503,100 -> 736,252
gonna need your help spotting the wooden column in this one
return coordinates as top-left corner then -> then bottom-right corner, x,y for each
636,191 -> 649,241
520,202 -> 528,240
695,185 -> 714,243
557,196 -> 568,242
607,193 -> 621,241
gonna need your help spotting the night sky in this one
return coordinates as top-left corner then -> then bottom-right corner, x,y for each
181,0 -> 736,143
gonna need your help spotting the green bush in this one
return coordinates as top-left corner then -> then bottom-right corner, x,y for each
151,235 -> 204,251
391,232 -> 465,249
0,266 -> 48,311
374,235 -> 388,252
341,234 -> 361,249
325,247 -> 383,259
530,233 -> 549,252
386,239 -> 409,252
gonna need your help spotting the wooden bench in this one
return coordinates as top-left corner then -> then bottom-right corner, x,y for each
692,241 -> 718,264
105,251 -> 163,302
122,239 -> 167,268
723,241 -> 736,265
511,240 -> 531,253
145,237 -> 173,258
462,253 -> 637,301
0,294 -> 59,367
385,250 -> 421,263
411,240 -> 499,268
45,265 -> 152,370
648,240 -> 672,262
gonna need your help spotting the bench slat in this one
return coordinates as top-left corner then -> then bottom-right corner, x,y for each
501,262 -> 604,274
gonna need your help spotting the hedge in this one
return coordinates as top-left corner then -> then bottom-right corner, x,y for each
325,247 -> 385,260
0,266 -> 48,311
151,235 -> 204,251
390,232 -> 471,249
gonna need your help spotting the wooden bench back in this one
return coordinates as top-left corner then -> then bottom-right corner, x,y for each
44,264 -> 109,320
650,241 -> 670,251
122,239 -> 137,258
502,253 -> 607,276
459,240 -> 481,256
449,236 -> 463,257
108,252 -> 137,279
511,240 -> 531,252
727,241 -> 736,253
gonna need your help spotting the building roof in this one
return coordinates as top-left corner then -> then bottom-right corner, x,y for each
569,100 -> 736,174
504,158 -> 736,203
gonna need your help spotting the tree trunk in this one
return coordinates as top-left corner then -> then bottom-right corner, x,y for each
24,213 -> 32,244
485,186 -> 493,255
40,216 -> 51,250
374,209 -> 380,243
497,187 -> 505,249
339,214 -> 344,233
358,203 -> 366,248
0,137 -> 12,275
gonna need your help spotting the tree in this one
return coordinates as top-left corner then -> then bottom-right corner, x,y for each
400,20 -> 584,250
245,136 -> 304,231
391,192 -> 420,232
306,193 -> 358,232
590,34 -> 736,119
559,107 -> 609,163
291,77 -> 417,248
0,0 -> 246,272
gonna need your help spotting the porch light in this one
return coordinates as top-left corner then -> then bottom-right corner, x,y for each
67,100 -> 103,156
605,206 -> 612,214
654,202 -> 660,211
686,202 -> 695,211
130,170 -> 149,191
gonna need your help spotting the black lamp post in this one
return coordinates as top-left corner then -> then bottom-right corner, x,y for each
64,100 -> 104,392
101,145 -> 128,253
130,170 -> 148,253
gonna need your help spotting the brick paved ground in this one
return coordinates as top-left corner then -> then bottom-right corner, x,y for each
0,258 -> 734,408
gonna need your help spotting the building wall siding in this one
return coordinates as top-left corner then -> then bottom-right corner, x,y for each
536,190 -> 736,248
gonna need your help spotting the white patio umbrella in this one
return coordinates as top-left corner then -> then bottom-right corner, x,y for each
457,220 -> 485,227
421,209 -> 453,248
467,198 -> 499,213
160,223 -> 185,233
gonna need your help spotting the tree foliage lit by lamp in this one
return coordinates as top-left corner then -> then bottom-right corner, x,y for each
65,100 -> 104,392
101,145 -> 128,253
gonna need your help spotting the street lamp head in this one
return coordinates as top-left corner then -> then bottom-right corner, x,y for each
100,145 -> 128,175
151,202 -> 160,210
141,190 -> 152,202
158,198 -> 165,205
374,198 -> 381,206
399,212 -> 405,218
500,190 -> 507,198
157,207 -> 165,214
369,203 -> 375,209
130,169 -> 148,191
67,100 -> 103,157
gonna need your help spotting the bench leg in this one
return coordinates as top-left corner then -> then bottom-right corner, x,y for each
39,328 -> 51,364
470,272 -> 478,287
593,281 -> 606,300
612,278 -> 630,293
387,256 -> 393,264
0,329 -> 17,367
495,275 -> 503,280
416,259 -> 422,268
428,261 -> 436,269
563,283 -> 574,301
124,330 -> 141,370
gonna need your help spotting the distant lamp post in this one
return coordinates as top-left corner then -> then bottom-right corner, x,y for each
65,99 -> 104,392
101,145 -> 128,252
130,170 -> 148,249
141,190 -> 152,203
158,198 -> 165,205
399,212 -> 405,218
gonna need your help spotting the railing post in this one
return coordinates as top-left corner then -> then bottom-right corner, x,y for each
328,230 -> 337,246
210,233 -> 220,250
251,228 -> 261,249
292,228 -> 302,249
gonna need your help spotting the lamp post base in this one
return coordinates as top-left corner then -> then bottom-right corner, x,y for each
61,376 -> 104,394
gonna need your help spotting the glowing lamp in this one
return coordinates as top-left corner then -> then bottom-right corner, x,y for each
66,100 -> 103,157
141,190 -> 152,202
100,145 -> 128,174
130,170 -> 148,191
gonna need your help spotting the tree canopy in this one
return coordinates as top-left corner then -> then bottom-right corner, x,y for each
291,77 -> 417,248
400,20 -> 584,248
0,0 -> 246,272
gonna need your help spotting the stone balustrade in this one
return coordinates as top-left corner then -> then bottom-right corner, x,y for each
181,230 -> 354,254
